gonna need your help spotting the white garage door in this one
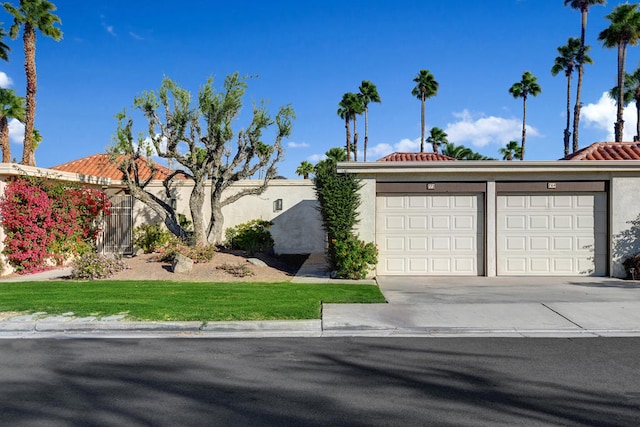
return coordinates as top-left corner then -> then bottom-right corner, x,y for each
376,194 -> 484,275
497,193 -> 606,276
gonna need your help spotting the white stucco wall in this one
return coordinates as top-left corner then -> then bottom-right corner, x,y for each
125,179 -> 324,254
610,175 -> 640,277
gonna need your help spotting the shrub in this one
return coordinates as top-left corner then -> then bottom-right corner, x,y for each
156,239 -> 217,264
0,176 -> 110,273
225,219 -> 275,255
217,262 -> 255,277
70,252 -> 130,280
133,222 -> 173,254
333,235 -> 378,280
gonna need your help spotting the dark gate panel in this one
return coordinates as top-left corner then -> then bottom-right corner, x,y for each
102,195 -> 133,255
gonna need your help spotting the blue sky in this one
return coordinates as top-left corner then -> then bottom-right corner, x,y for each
0,0 -> 638,177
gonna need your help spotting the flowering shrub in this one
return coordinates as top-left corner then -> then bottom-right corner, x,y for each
0,176 -> 111,273
70,253 -> 129,280
156,238 -> 217,264
333,234 -> 378,280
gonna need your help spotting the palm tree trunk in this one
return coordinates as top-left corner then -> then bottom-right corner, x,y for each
565,73 -> 572,156
616,42 -> 626,142
572,8 -> 588,153
420,95 -> 425,152
521,95 -> 527,161
636,102 -> 640,141
0,116 -> 9,163
353,115 -> 358,161
22,24 -> 36,166
345,117 -> 351,161
364,106 -> 369,162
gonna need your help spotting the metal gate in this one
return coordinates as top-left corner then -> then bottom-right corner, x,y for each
102,195 -> 134,255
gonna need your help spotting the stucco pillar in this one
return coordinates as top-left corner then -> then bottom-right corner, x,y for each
485,180 -> 496,277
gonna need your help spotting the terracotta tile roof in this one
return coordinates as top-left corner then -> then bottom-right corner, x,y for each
377,152 -> 457,162
562,142 -> 640,160
51,154 -> 176,181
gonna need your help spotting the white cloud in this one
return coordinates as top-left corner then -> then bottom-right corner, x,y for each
8,119 -> 24,145
444,109 -> 538,147
582,91 -> 637,141
288,141 -> 309,148
366,138 -> 419,160
0,72 -> 13,88
307,153 -> 325,162
129,31 -> 143,40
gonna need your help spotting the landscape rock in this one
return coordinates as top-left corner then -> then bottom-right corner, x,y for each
172,253 -> 194,274
247,258 -> 268,267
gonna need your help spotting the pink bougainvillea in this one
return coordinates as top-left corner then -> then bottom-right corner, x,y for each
0,176 -> 111,274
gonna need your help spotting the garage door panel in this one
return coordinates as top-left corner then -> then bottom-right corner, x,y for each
377,194 -> 484,275
497,193 -> 606,276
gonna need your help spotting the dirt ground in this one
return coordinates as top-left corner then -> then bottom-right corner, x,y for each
108,251 -> 308,282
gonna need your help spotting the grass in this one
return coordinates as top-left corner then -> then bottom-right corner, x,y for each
0,280 -> 386,321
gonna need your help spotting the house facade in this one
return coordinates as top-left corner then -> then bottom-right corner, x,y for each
51,154 -> 325,256
339,144 -> 640,279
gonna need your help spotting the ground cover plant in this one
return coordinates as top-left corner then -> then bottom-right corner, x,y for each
0,281 -> 385,321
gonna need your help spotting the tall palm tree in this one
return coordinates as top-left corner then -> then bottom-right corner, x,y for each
0,88 -> 25,163
4,0 -> 62,166
509,71 -> 541,160
411,70 -> 438,152
551,37 -> 592,156
564,0 -> 606,152
358,80 -> 381,162
608,69 -> 640,141
337,92 -> 363,161
295,160 -> 314,179
499,140 -> 523,161
599,3 -> 640,142
426,126 -> 448,153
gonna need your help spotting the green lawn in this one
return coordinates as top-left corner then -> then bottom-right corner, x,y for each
0,280 -> 386,321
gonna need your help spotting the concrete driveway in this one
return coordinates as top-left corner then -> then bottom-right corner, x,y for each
322,276 -> 640,337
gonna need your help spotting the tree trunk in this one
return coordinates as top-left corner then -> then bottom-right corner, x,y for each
0,116 -> 9,163
363,106 -> 369,161
125,184 -> 185,240
353,115 -> 358,161
521,95 -> 527,161
615,42 -> 626,142
420,95 -> 425,152
636,101 -> 640,141
206,189 -> 224,245
189,179 -> 207,245
565,72 -> 572,156
22,25 -> 36,167
345,117 -> 351,161
572,8 -> 588,153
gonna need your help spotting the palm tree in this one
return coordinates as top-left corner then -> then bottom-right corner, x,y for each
0,23 -> 10,61
441,142 -> 472,159
564,0 -> 606,152
599,3 -> 640,142
509,71 -> 541,160
337,92 -> 363,161
0,88 -> 25,163
426,127 -> 448,153
295,160 -> 314,179
411,70 -> 438,152
5,0 -> 62,166
499,140 -> 523,161
324,147 -> 347,162
608,68 -> 640,141
358,80 -> 381,162
551,37 -> 592,156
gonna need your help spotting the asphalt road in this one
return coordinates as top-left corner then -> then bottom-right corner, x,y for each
0,338 -> 639,426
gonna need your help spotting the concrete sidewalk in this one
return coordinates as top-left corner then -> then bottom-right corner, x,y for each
2,254 -> 640,338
